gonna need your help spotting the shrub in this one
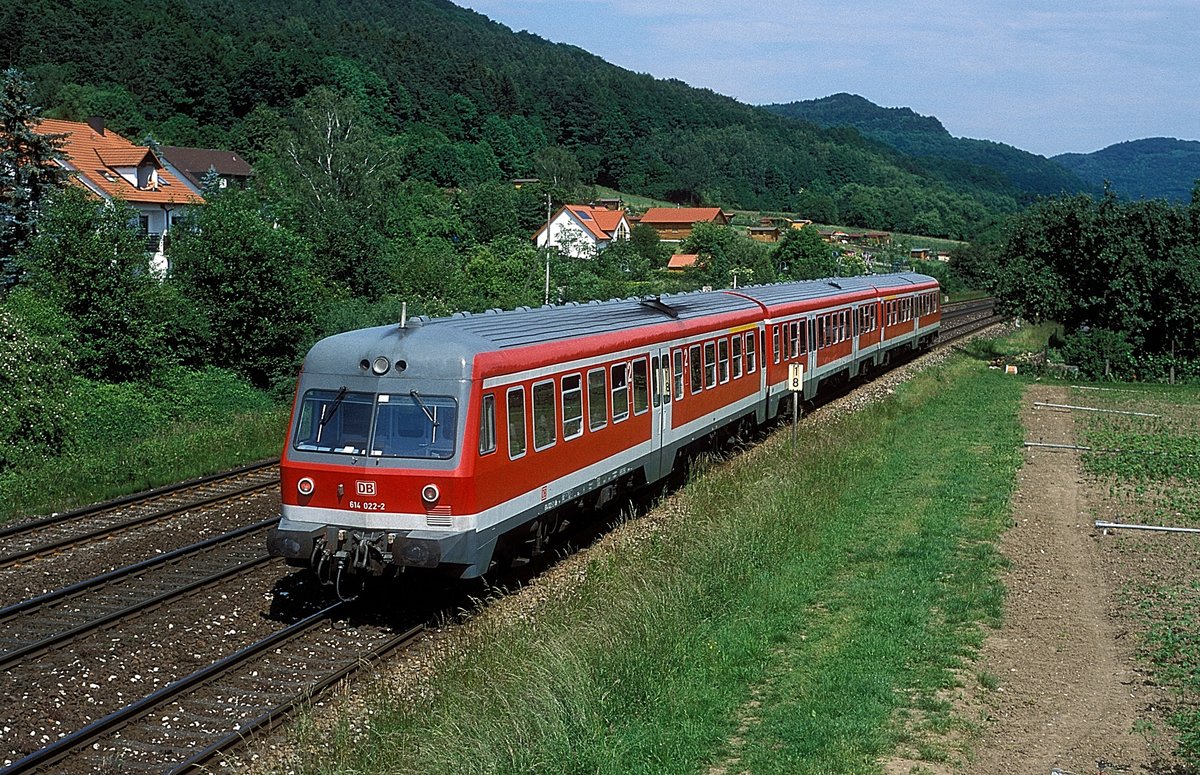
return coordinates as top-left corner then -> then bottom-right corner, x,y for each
1058,328 -> 1135,380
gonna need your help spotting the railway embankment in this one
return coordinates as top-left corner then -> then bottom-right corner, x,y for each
255,335 -> 1028,774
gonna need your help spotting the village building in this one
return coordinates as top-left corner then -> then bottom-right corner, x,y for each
158,145 -> 253,194
666,253 -> 700,271
637,207 -> 730,242
534,204 -> 631,258
34,117 -> 204,274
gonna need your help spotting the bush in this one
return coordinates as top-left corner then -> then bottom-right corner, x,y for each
0,304 -> 74,471
1058,328 -> 1136,380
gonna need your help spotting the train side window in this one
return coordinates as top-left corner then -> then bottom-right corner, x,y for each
791,321 -> 801,358
532,380 -> 557,451
689,344 -> 703,394
632,358 -> 649,414
772,326 -> 780,364
612,363 -> 630,422
817,317 -> 826,349
506,387 -> 526,459
651,356 -> 660,408
479,393 -> 497,456
798,319 -> 807,354
718,339 -> 729,383
562,374 -> 583,440
808,319 -> 816,352
703,341 -> 717,388
782,324 -> 792,360
673,349 -> 685,400
588,368 -> 607,431
745,331 -> 757,374
731,335 -> 743,379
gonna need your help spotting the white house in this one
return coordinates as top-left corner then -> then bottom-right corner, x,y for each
35,117 -> 205,275
534,204 -> 631,259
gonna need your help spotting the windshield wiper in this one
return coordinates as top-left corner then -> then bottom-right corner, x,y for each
410,390 -> 439,427
318,386 -> 349,430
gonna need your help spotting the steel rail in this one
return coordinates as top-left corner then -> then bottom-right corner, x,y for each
2,602 -> 345,775
0,458 -> 278,541
0,551 -> 271,671
167,623 -> 426,774
0,480 -> 277,569
0,517 -> 275,621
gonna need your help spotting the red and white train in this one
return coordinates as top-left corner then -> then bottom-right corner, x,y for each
267,273 -> 941,592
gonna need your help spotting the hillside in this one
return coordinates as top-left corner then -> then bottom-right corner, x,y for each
1053,138 -> 1200,202
1,0 -> 1020,238
763,93 -> 1093,199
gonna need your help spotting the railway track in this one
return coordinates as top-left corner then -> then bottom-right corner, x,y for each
939,296 -> 1001,341
4,600 -> 425,774
0,460 -> 279,570
0,519 -> 275,672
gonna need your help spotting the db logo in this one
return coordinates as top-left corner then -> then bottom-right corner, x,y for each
356,481 -> 377,496
540,485 -> 548,502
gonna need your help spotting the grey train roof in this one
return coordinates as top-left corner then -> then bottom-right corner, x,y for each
302,273 -> 937,374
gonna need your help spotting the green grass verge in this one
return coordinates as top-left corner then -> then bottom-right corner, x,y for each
290,352 -> 1023,774
0,367 -> 287,523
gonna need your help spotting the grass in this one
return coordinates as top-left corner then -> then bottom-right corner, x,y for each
0,367 -> 287,523
285,349 -> 1024,774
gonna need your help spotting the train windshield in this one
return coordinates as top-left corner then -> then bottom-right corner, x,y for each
372,393 -> 458,459
293,389 -> 375,455
292,389 -> 458,460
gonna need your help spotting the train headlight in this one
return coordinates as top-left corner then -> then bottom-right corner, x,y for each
421,483 -> 440,505
371,356 -> 391,375
297,477 -> 315,497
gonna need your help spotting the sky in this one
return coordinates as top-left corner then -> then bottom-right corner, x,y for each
454,0 -> 1198,158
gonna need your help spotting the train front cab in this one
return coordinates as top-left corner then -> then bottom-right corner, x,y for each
268,361 -> 494,590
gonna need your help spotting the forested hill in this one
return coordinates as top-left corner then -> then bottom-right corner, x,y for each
3,0 -> 1021,237
763,93 -> 1093,199
1053,138 -> 1200,202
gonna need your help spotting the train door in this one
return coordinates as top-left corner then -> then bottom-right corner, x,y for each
650,347 -> 674,477
851,305 -> 861,363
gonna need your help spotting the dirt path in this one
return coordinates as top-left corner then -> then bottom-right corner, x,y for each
962,384 -> 1155,773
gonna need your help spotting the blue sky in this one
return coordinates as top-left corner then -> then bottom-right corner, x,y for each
454,0 -> 1197,158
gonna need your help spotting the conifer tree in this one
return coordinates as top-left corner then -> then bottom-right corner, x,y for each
0,68 -> 67,288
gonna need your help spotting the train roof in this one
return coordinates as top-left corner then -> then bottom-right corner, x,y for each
301,273 -> 938,376
733,272 -> 934,306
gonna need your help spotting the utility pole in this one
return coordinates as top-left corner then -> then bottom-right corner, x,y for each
544,192 -> 551,305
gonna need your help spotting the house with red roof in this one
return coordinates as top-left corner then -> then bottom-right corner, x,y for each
34,117 -> 204,274
637,207 -> 730,242
534,204 -> 631,258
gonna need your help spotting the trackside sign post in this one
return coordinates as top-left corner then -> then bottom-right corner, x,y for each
788,363 -> 803,448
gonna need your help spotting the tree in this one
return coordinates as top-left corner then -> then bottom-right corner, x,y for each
168,189 -> 321,391
0,68 -> 67,288
18,188 -> 169,382
772,225 -> 836,279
